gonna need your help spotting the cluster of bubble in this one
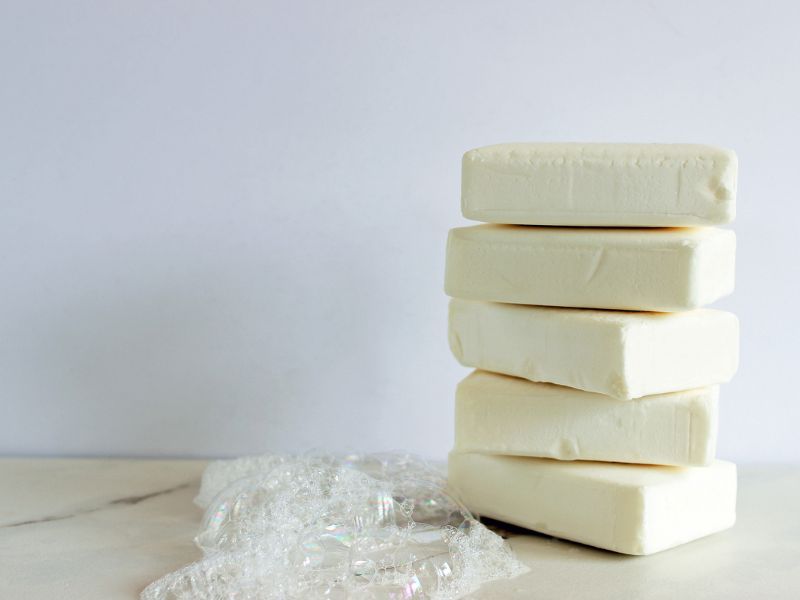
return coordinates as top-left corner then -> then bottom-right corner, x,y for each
141,452 -> 528,599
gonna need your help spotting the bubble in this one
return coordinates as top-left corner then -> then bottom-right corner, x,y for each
142,453 -> 528,600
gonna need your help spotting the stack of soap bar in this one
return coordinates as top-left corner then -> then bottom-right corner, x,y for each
448,452 -> 737,555
444,142 -> 740,555
449,299 -> 739,399
445,224 -> 735,311
455,370 -> 718,466
462,143 -> 737,226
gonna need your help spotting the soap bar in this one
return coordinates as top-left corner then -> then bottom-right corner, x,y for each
454,371 -> 719,466
462,143 -> 737,226
448,452 -> 737,555
444,225 -> 735,311
449,299 -> 739,399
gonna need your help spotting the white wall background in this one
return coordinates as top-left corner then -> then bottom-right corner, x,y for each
1,1 -> 797,462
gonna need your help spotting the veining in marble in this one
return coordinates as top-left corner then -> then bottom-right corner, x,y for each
0,459 -> 798,600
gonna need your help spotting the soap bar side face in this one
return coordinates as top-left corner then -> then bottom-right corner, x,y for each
461,143 -> 737,227
449,300 -> 739,399
453,371 -> 718,466
447,452 -> 737,555
444,225 -> 735,311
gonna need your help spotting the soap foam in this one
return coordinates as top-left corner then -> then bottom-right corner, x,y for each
142,453 -> 527,599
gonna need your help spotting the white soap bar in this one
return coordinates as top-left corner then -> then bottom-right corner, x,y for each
454,371 -> 718,466
444,225 -> 735,311
462,143 -> 737,226
449,299 -> 739,399
448,452 -> 737,555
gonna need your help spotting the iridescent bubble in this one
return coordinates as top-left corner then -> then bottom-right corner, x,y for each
143,453 -> 528,600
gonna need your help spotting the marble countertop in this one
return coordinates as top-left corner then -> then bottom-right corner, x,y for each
0,459 -> 798,599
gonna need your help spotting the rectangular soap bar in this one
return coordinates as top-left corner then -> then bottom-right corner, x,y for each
449,299 -> 739,399
444,225 -> 735,311
454,371 -> 718,466
462,143 -> 737,226
448,452 -> 737,555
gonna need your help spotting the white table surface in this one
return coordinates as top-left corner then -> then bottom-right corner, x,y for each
0,459 -> 797,599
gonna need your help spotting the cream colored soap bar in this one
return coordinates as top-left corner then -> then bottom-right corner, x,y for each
448,452 -> 737,555
454,371 -> 718,466
462,143 -> 737,226
449,299 -> 739,399
444,225 -> 735,311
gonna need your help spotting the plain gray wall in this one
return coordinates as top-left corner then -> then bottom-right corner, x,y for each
2,1 -> 797,461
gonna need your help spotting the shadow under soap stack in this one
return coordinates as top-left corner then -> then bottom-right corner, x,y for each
444,143 -> 739,556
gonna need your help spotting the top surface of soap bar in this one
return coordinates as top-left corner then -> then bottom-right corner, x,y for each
462,143 -> 737,226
